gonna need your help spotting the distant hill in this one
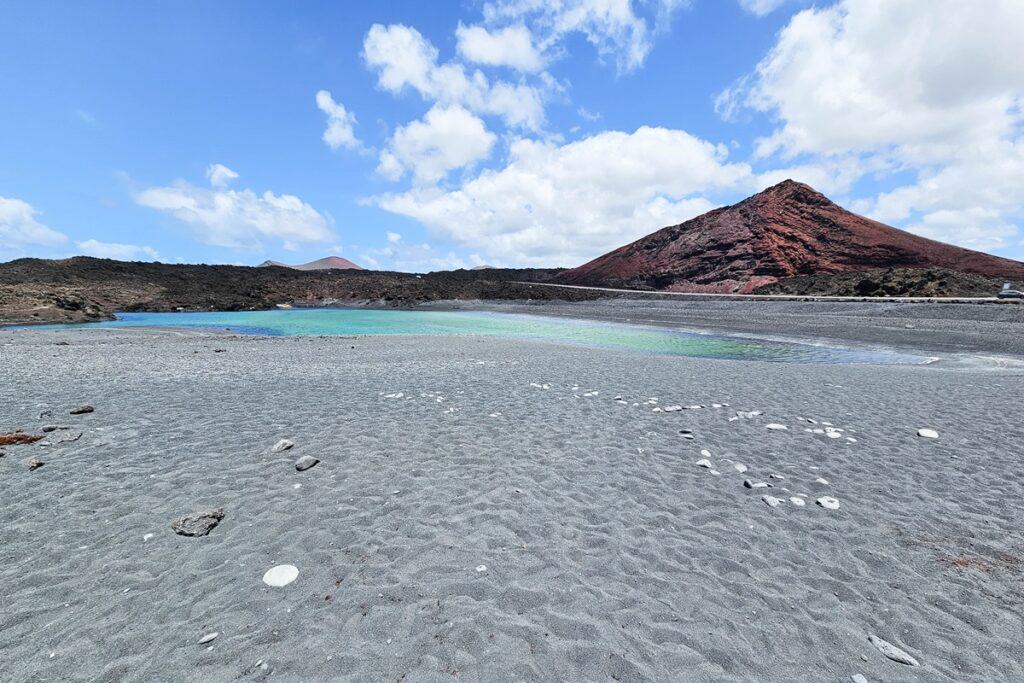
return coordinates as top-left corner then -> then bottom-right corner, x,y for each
258,256 -> 363,271
0,258 -> 580,324
557,180 -> 1024,293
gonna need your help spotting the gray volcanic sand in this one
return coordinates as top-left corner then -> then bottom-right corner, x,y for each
2,319 -> 1024,681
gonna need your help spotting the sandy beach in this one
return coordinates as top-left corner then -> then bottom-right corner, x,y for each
2,301 -> 1023,681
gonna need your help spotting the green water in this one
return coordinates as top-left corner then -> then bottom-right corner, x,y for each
32,308 -> 931,365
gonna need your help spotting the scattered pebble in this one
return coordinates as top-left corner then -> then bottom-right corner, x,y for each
851,675 -> 868,683
762,496 -> 783,508
294,455 -> 320,472
69,405 -> 94,415
868,634 -> 920,666
744,479 -> 771,489
28,458 -> 45,471
271,439 -> 294,453
789,497 -> 805,506
143,533 -> 154,541
171,508 -> 225,537
733,463 -> 748,473
766,423 -> 788,431
815,478 -> 830,485
695,459 -> 713,469
198,632 -> 219,645
917,428 -> 939,439
263,564 -> 299,587
816,496 -> 841,510
476,565 -> 487,572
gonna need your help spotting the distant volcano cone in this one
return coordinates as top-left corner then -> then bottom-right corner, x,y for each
557,180 -> 1024,293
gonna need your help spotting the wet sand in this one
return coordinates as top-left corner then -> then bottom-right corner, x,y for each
2,303 -> 1023,681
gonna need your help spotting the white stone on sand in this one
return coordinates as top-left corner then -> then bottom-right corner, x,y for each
789,497 -> 805,506
816,496 -> 840,510
695,459 -> 713,469
271,439 -> 294,453
734,463 -> 748,473
868,634 -> 920,666
476,565 -> 487,572
263,564 -> 299,587
199,632 -> 218,644
762,496 -> 783,508
766,424 -> 788,431
917,428 -> 939,439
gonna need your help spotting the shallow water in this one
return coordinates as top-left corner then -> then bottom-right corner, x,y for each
33,308 -> 932,365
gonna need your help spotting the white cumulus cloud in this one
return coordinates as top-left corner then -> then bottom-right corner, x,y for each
737,0 -> 790,16
455,23 -> 543,72
363,23 -> 546,131
135,168 -> 335,251
722,0 -> 1024,252
206,163 -> 239,188
0,196 -> 68,249
315,90 -> 361,150
377,104 -> 497,184
375,126 -> 751,265
76,239 -> 160,261
481,0 -> 686,74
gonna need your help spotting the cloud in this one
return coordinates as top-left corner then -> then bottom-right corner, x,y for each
135,168 -> 334,251
358,232 -> 476,272
315,90 -> 361,150
375,126 -> 750,265
480,0 -> 687,74
75,109 -> 98,126
734,0 -> 1024,159
455,23 -> 543,72
206,163 -> 239,188
737,0 -> 789,16
0,196 -> 68,249
720,0 -> 1024,252
76,239 -> 159,261
377,104 -> 497,184
362,23 -> 546,130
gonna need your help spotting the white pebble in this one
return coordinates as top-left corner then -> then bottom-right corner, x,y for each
816,496 -> 840,510
695,459 -> 714,469
733,463 -> 748,473
262,564 -> 299,587
789,497 -> 805,506
766,424 -> 788,431
198,632 -> 219,645
476,565 -> 487,572
917,428 -> 939,439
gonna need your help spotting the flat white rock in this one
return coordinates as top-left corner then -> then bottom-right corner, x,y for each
262,564 -> 299,587
868,635 -> 920,666
766,424 -> 788,431
816,496 -> 841,510
917,428 -> 939,439
789,497 -> 806,506
733,463 -> 748,473
695,459 -> 714,469
198,632 -> 219,644
762,496 -> 783,508
271,439 -> 294,453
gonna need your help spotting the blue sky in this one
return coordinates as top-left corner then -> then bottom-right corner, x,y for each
2,0 -> 1023,270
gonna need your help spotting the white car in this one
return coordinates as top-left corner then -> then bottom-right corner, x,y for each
997,283 -> 1024,299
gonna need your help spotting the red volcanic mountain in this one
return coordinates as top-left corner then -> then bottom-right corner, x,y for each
259,256 -> 363,271
557,180 -> 1024,293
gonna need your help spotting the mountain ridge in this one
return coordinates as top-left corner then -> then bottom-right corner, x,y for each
557,180 -> 1024,293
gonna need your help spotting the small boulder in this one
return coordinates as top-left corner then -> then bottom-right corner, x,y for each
917,428 -> 938,439
271,439 -> 294,453
171,508 -> 225,537
28,458 -> 45,471
816,496 -> 841,510
295,455 -> 320,472
69,405 -> 94,415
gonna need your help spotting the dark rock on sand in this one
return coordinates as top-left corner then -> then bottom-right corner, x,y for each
28,458 -> 44,471
70,405 -> 94,415
295,456 -> 320,472
171,508 -> 225,537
